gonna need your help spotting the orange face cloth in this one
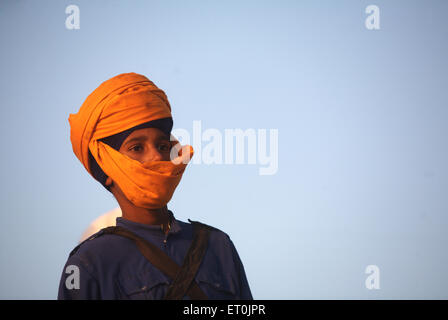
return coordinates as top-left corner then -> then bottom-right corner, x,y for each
68,72 -> 194,209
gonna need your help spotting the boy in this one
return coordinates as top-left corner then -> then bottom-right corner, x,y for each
58,72 -> 252,300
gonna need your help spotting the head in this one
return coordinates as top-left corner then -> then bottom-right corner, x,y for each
70,72 -> 193,210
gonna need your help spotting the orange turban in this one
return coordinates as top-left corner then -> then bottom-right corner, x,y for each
68,72 -> 193,209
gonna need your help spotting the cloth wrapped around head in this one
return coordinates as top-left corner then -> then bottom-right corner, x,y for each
68,72 -> 193,209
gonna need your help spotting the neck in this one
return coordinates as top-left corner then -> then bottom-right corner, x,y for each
110,183 -> 172,230
122,205 -> 171,225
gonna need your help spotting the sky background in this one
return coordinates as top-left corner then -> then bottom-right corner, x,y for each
0,0 -> 447,299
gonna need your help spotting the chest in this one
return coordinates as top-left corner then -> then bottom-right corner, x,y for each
101,242 -> 239,299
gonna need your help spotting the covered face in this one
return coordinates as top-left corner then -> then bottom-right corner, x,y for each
68,72 -> 193,209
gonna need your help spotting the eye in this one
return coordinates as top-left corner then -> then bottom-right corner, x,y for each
129,144 -> 143,152
158,142 -> 172,152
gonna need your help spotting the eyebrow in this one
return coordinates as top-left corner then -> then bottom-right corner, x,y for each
123,133 -> 170,146
123,135 -> 146,146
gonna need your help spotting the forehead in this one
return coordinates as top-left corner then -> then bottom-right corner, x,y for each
123,127 -> 169,142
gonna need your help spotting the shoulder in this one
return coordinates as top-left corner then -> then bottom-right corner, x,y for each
68,227 -> 134,262
185,218 -> 235,250
187,219 -> 230,238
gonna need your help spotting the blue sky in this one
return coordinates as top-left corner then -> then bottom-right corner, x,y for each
0,0 -> 447,299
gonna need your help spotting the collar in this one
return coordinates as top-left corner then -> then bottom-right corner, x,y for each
115,209 -> 182,238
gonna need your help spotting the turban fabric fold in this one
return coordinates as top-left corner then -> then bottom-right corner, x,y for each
69,72 -> 193,209
89,117 -> 174,190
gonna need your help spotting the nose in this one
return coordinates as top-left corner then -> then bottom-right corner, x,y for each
143,145 -> 164,163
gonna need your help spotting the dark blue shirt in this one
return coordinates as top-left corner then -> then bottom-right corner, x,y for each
58,215 -> 253,300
